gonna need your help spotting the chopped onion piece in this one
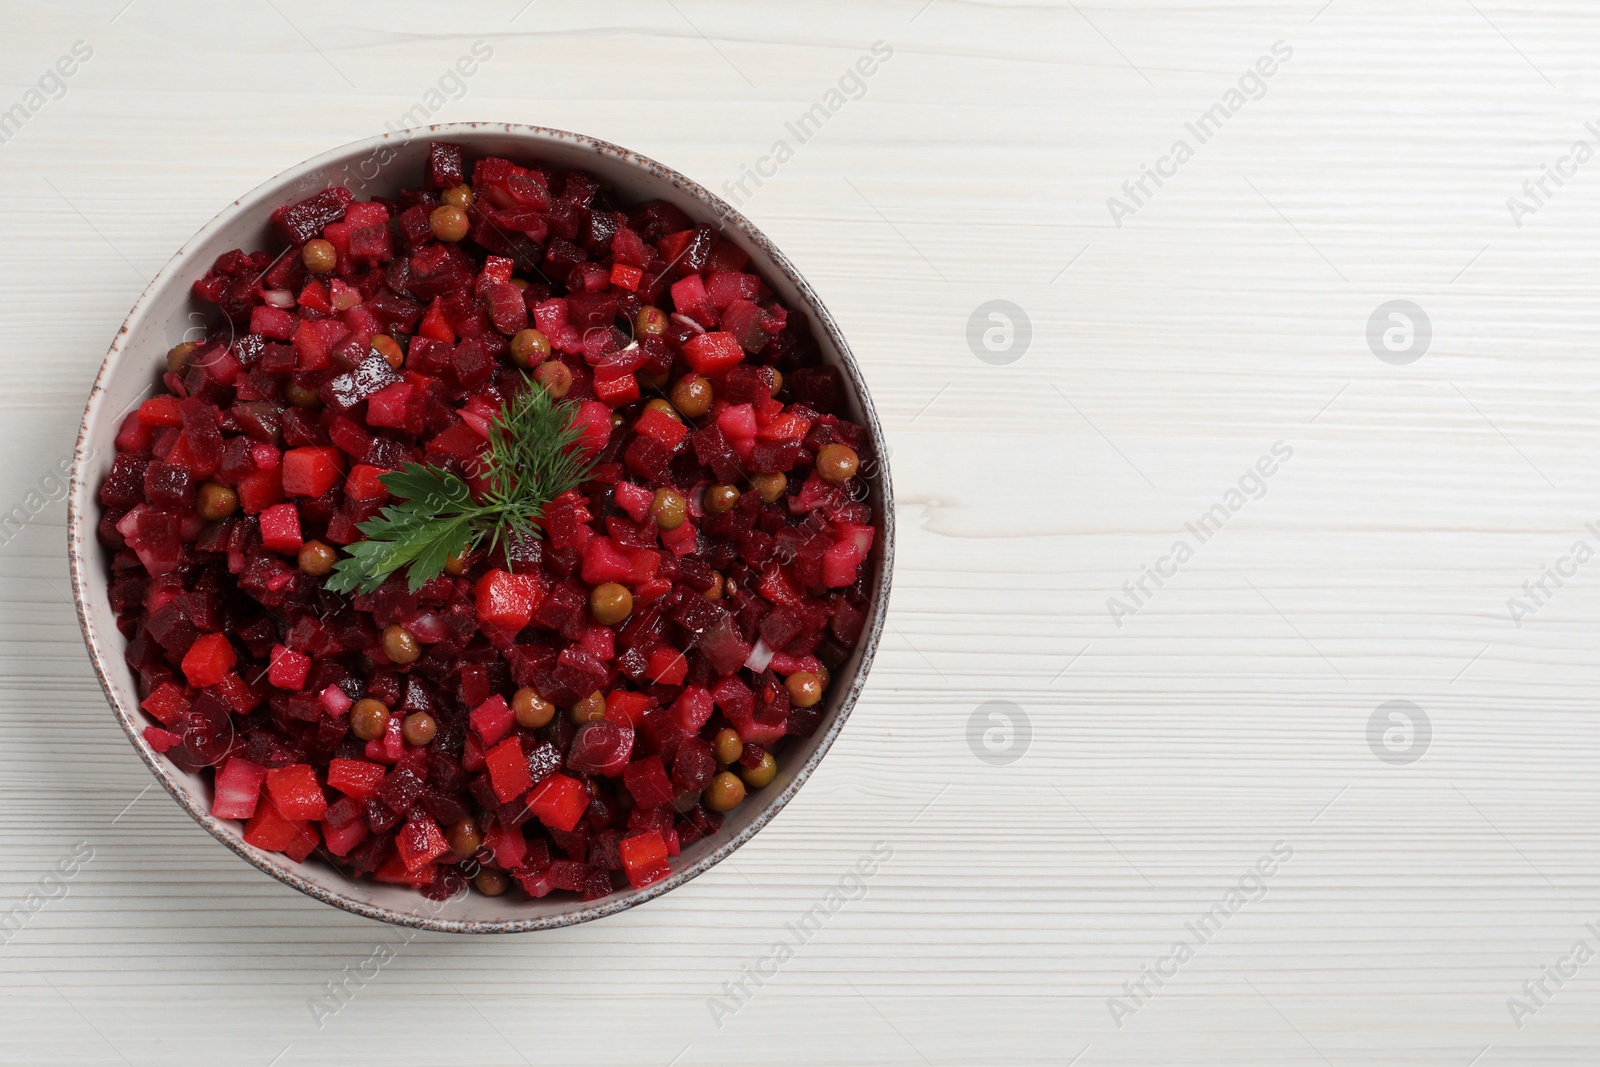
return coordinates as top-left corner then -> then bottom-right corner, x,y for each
745,639 -> 775,673
321,685 -> 353,716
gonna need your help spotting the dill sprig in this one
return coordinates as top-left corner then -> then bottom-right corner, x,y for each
325,383 -> 594,595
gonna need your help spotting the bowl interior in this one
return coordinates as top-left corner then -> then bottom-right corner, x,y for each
68,124 -> 891,931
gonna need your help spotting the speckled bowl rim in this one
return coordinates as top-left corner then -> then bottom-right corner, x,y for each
66,122 -> 894,933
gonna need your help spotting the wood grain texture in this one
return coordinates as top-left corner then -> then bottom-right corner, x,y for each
4,0 -> 1600,1063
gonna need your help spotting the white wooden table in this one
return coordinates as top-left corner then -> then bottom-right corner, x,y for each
5,1 -> 1600,1063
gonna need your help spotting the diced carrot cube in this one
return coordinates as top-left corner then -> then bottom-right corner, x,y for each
181,633 -> 236,688
264,763 -> 328,821
485,737 -> 532,802
618,830 -> 672,889
325,758 -> 387,800
525,773 -> 588,833
281,446 -> 344,498
267,643 -> 311,690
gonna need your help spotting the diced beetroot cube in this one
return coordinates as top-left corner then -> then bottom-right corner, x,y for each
706,239 -> 751,274
291,318 -> 351,372
593,372 -> 640,408
655,227 -> 699,270
364,382 -> 414,429
532,580 -> 584,632
257,502 -> 303,555
750,439 -> 805,474
250,305 -> 298,341
544,858 -> 591,893
326,758 -> 386,800
216,673 -> 263,716
418,296 -> 454,342
181,633 -> 236,688
645,647 -> 688,686
485,737 -> 532,802
452,338 -> 495,389
377,767 -> 426,815
623,756 -> 676,808
533,295 -> 570,334
140,681 -> 190,726
526,773 -> 588,832
604,690 -> 653,730
660,519 -> 698,557
695,616 -> 749,678
344,201 -> 388,228
349,223 -> 393,265
618,830 -> 672,889
721,299 -> 770,353
682,331 -> 745,376
670,274 -> 710,318
566,720 -> 635,776
374,852 -> 435,887
706,271 -> 761,309
475,569 -> 542,631
592,348 -> 645,386
717,403 -> 758,442
428,141 -> 464,188
322,815 -> 370,857
426,421 -> 486,468
179,398 -> 225,477
691,424 -> 744,484
271,186 -> 352,245
298,280 -> 331,314
143,726 -> 181,752
565,288 -> 617,329
470,695 -> 514,746
580,625 -> 615,662
831,597 -> 867,647
823,541 -> 861,587
568,400 -> 613,459
396,816 -> 449,872
322,795 -> 363,832
634,407 -> 688,450
279,822 -> 318,864
712,674 -> 754,721
344,463 -> 389,502
739,718 -> 787,748
624,435 -> 671,483
281,446 -> 344,498
613,480 -> 653,522
482,281 -> 529,335
757,410 -> 812,442
236,468 -> 284,514
484,821 -> 527,870
115,409 -> 154,452
513,736 -> 554,790
581,536 -> 633,584
267,643 -> 311,690
671,737 -> 716,792
211,757 -> 267,820
265,763 -> 328,821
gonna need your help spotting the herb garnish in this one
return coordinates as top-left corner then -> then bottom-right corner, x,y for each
325,383 -> 593,595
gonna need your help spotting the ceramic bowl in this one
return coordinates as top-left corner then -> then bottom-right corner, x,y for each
66,123 -> 892,932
